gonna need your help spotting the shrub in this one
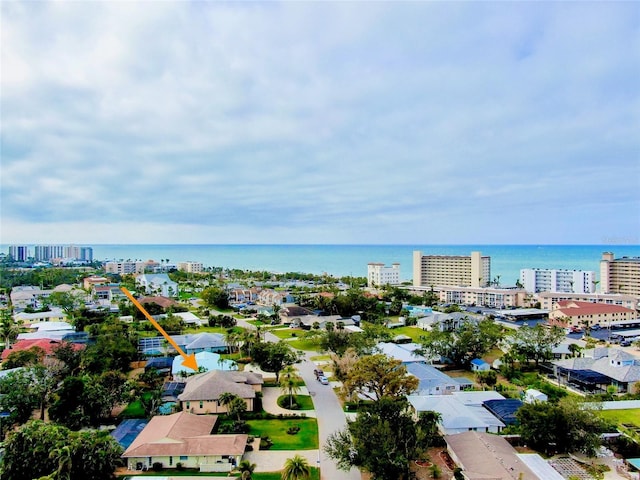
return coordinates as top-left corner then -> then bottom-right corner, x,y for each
259,437 -> 273,450
286,426 -> 300,435
176,462 -> 184,471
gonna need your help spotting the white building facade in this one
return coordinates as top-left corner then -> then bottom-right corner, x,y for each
520,268 -> 596,294
367,262 -> 400,287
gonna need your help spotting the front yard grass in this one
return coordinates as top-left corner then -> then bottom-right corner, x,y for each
247,417 -> 318,450
277,394 -> 315,410
288,337 -> 321,352
598,409 -> 640,427
388,325 -> 428,342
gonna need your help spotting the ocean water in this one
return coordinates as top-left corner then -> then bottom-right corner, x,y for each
76,244 -> 640,286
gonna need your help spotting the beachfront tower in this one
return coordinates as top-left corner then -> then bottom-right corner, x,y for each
413,251 -> 490,288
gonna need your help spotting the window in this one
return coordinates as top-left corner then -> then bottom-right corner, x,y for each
169,456 -> 173,466
200,401 -> 204,409
180,456 -> 188,461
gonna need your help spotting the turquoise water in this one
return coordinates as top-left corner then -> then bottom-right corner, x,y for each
4,244 -> 638,286
88,244 -> 638,285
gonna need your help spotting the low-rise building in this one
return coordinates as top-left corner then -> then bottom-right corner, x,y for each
136,274 -> 179,298
537,291 -> 638,311
548,300 -> 636,328
367,262 -> 400,287
177,261 -> 204,274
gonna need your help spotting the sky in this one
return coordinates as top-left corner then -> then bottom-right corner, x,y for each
1,1 -> 639,245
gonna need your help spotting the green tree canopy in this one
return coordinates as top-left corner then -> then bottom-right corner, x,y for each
1,420 -> 122,480
341,354 -> 418,402
325,398 -> 440,480
252,341 -> 302,382
516,398 -> 608,456
419,319 -> 503,368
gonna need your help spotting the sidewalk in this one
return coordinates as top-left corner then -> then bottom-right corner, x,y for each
261,385 -> 317,418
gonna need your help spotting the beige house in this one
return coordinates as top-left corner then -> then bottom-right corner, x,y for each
122,411 -> 247,472
178,370 -> 263,415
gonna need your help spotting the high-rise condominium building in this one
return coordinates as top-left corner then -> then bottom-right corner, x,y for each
412,251 -> 490,288
367,263 -> 400,287
600,252 -> 640,298
520,268 -> 596,294
8,245 -> 29,262
32,245 -> 93,262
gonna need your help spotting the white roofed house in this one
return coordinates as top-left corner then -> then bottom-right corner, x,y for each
407,391 -> 507,435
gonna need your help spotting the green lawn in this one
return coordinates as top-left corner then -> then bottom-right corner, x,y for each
288,337 -> 321,352
277,394 -> 315,410
388,326 -> 428,342
247,418 -> 318,450
270,328 -> 300,340
598,409 -> 640,427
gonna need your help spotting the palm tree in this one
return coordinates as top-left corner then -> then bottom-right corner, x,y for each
237,459 -> 256,479
0,310 -> 20,350
218,391 -> 239,413
279,365 -> 302,409
281,454 -> 311,480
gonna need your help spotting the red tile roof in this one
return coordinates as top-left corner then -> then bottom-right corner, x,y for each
555,300 -> 635,316
1,339 -> 84,360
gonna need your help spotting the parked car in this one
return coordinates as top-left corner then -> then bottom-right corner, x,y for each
591,324 -> 601,330
318,375 -> 329,385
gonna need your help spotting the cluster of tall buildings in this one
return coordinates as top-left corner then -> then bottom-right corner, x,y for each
7,245 -> 93,263
370,251 -> 640,303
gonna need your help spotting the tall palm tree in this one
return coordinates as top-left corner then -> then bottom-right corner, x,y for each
281,454 -> 311,480
279,365 -> 301,409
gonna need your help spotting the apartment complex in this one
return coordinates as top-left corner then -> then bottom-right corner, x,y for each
367,262 -> 400,287
520,268 -> 595,294
437,285 -> 526,309
413,251 -> 490,288
177,261 -> 204,274
548,300 -> 636,328
600,252 -> 640,298
537,291 -> 638,311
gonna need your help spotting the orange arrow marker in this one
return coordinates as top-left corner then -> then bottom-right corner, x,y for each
121,287 -> 198,372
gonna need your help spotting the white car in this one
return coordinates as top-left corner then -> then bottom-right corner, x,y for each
318,375 -> 329,385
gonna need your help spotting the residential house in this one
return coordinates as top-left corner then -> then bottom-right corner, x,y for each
92,284 -> 125,304
1,339 -> 84,361
177,370 -> 263,415
256,289 -> 294,306
14,309 -> 66,326
406,362 -> 472,395
552,347 -> 640,393
136,274 -> 179,298
376,342 -> 428,365
407,391 -> 507,435
83,275 -> 109,290
416,312 -> 472,331
172,351 -> 237,378
445,431 -> 564,480
122,411 -> 247,472
138,333 -> 228,357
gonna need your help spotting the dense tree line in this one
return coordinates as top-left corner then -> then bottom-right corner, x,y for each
1,420 -> 122,480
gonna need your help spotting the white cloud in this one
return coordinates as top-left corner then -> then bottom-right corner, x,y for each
1,1 -> 638,245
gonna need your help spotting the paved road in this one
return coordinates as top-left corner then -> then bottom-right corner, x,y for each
297,352 -> 361,480
238,321 -> 361,480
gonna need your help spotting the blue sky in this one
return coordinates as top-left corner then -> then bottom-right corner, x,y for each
1,1 -> 638,245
